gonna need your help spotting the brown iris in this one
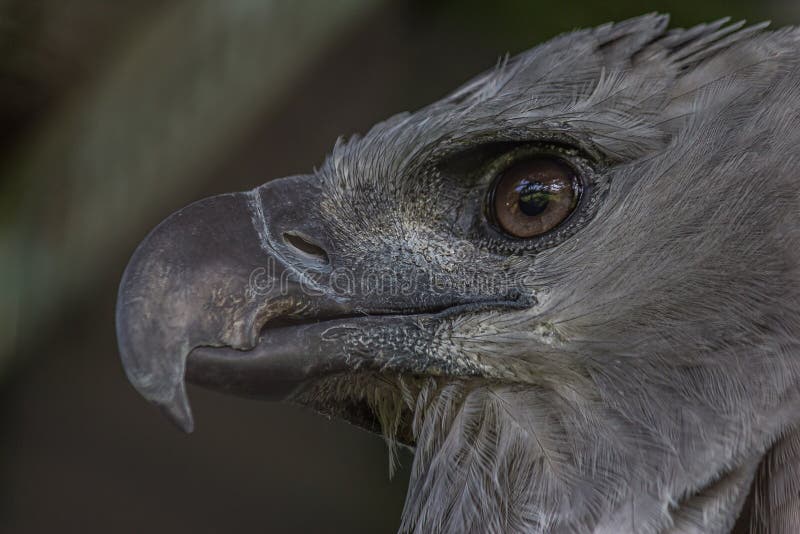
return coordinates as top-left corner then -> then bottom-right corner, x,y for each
491,157 -> 579,238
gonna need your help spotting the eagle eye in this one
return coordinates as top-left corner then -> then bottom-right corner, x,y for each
489,156 -> 581,239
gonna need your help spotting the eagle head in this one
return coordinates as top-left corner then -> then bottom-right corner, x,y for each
116,14 -> 800,533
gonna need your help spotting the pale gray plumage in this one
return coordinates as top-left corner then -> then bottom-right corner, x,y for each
116,13 -> 800,534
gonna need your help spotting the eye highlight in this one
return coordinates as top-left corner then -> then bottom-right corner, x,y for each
489,157 -> 581,239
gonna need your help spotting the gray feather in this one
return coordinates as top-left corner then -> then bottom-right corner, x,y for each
309,13 -> 800,533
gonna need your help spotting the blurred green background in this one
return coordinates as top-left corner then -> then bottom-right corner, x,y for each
1,1 -> 796,532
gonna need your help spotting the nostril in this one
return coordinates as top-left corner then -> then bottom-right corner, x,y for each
282,231 -> 330,265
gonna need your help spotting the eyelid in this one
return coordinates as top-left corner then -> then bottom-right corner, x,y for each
480,143 -> 585,184
425,131 -> 603,170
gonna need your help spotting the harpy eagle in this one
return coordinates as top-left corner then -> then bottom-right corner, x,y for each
116,14 -> 800,533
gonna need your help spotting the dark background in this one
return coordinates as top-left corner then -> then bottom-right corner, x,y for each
1,1 -> 796,532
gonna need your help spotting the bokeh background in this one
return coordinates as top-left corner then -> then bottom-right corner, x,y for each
1,1 -> 797,532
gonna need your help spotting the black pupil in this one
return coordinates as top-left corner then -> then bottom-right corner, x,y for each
516,180 -> 551,217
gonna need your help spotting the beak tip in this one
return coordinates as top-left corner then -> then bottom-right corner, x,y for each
157,384 -> 195,433
119,344 -> 196,433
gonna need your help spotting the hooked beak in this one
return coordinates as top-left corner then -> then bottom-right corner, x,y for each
116,176 -> 353,432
